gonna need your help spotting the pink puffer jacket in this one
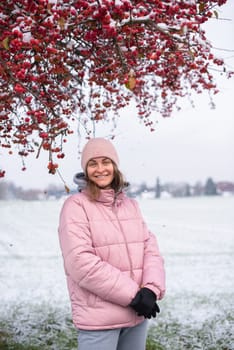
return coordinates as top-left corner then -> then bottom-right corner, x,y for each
58,189 -> 165,330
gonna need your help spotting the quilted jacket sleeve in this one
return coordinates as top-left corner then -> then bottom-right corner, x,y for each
133,200 -> 166,300
58,195 -> 139,307
142,227 -> 166,300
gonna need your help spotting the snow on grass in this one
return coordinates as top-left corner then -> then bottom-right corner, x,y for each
0,196 -> 234,349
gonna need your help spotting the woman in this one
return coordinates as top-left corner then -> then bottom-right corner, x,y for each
58,137 -> 166,350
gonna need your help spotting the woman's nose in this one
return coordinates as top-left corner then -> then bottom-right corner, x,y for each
96,163 -> 104,171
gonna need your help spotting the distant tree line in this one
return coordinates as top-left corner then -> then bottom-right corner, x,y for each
0,181 -> 44,200
129,177 -> 234,199
0,177 -> 234,201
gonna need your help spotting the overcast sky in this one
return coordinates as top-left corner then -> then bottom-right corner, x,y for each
1,1 -> 234,190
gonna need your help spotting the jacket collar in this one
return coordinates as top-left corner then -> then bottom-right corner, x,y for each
96,189 -> 125,206
81,188 -> 125,207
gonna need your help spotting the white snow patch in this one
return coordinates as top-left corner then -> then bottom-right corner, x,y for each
22,32 -> 33,43
0,196 -> 233,333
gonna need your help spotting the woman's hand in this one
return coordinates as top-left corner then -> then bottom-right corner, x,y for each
129,287 -> 160,319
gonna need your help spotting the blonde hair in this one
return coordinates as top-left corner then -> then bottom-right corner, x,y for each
86,162 -> 126,201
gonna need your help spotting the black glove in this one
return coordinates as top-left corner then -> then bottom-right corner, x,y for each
129,287 -> 160,319
151,302 -> 160,318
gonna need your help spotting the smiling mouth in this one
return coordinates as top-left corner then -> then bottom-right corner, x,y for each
95,174 -> 109,178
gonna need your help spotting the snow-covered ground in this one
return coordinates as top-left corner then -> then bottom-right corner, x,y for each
0,196 -> 234,348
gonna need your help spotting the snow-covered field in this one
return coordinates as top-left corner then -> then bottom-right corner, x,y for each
0,196 -> 234,349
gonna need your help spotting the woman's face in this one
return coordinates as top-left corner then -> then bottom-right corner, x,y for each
86,157 -> 114,189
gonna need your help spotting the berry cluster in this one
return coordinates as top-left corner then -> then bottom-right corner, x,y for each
0,0 -> 231,176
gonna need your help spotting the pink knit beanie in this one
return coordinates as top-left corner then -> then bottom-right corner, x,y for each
81,138 -> 119,171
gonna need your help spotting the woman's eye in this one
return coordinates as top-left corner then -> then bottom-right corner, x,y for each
103,160 -> 111,165
88,162 -> 96,167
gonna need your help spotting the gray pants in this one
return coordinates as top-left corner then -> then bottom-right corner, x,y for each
77,320 -> 148,350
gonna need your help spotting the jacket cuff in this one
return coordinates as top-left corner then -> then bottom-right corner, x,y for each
142,284 -> 164,300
